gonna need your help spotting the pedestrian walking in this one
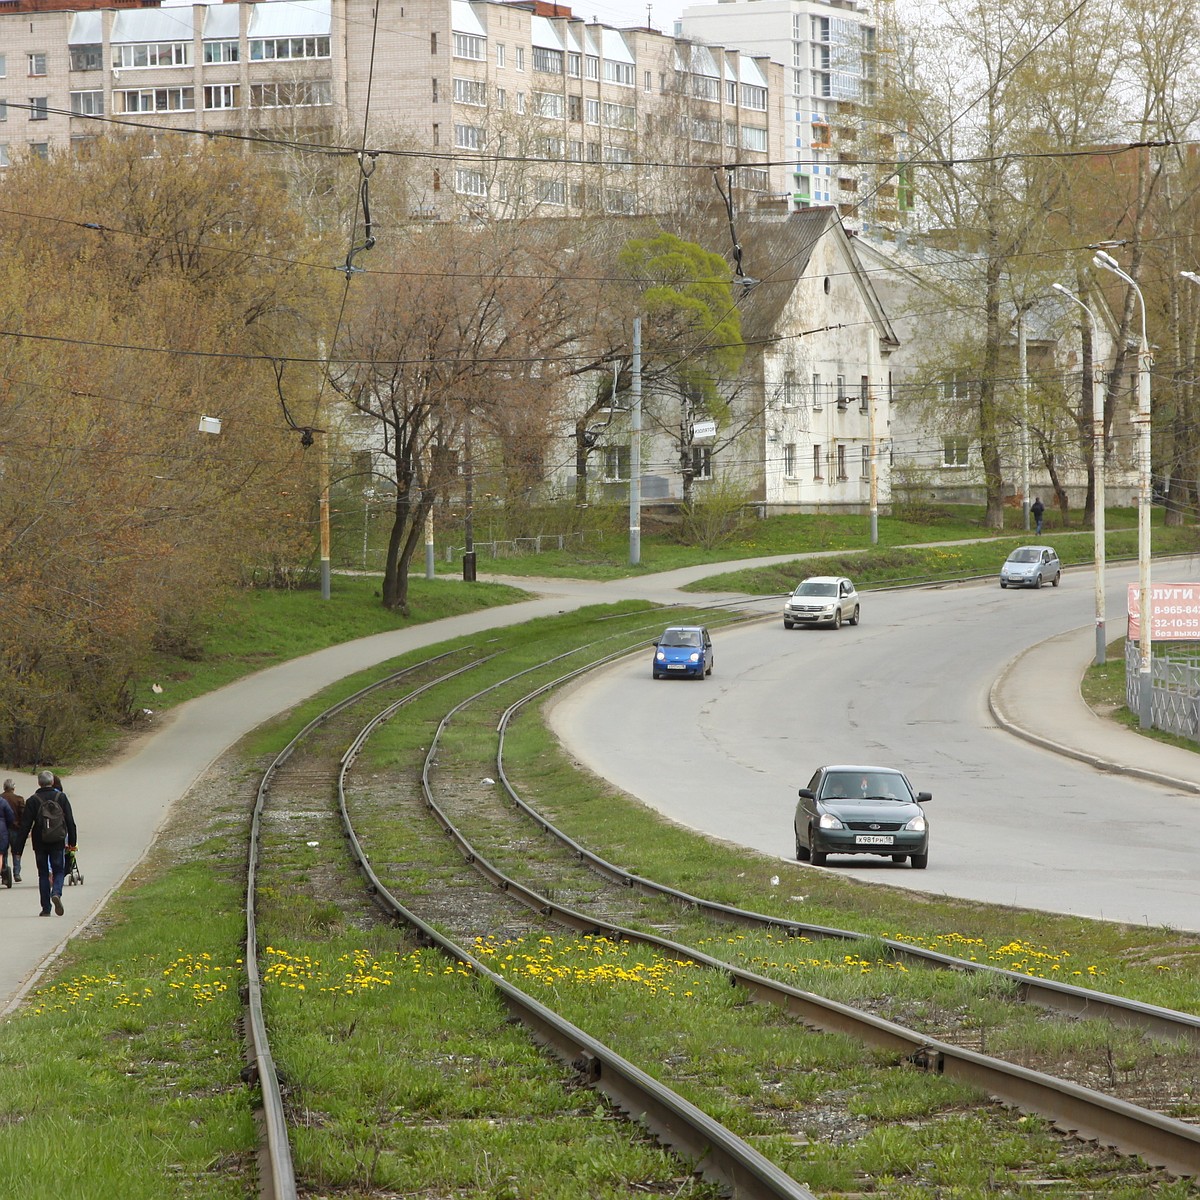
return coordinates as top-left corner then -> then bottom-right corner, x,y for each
1,779 -> 23,883
0,789 -> 14,888
1031,496 -> 1045,536
13,770 -> 77,917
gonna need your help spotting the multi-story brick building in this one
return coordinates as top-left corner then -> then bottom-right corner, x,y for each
0,0 -> 786,216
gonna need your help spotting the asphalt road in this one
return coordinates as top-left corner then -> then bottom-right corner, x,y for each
548,560 -> 1200,933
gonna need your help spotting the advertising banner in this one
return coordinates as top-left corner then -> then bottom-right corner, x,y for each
1127,583 -> 1200,640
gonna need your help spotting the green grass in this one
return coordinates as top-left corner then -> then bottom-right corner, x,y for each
412,504 -> 1145,582
134,573 -> 527,712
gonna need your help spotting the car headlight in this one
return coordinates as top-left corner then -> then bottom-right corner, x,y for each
655,651 -> 665,661
818,812 -> 844,830
904,815 -> 926,833
689,652 -> 700,663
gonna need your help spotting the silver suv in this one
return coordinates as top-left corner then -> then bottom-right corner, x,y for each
783,576 -> 860,629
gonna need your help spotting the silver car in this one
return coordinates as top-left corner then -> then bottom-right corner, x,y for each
999,545 -> 1061,589
783,576 -> 860,629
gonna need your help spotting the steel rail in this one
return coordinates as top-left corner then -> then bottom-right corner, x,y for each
492,655 -> 1200,1046
243,649 -> 474,1200
409,654 -> 1200,1177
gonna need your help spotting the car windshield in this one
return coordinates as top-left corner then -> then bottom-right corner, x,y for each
660,629 -> 701,647
1007,548 -> 1041,564
794,580 -> 838,598
821,773 -> 911,801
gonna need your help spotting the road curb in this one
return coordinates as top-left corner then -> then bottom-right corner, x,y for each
987,631 -> 1200,796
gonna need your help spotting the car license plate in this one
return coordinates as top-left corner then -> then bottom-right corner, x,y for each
855,835 -> 894,846
668,664 -> 685,670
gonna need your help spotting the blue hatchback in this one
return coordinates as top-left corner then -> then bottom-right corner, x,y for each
652,625 -> 714,680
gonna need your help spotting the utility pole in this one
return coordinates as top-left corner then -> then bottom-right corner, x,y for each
1018,311 -> 1029,532
629,316 -> 642,567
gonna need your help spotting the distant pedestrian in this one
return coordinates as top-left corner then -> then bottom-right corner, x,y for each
1,779 -> 24,882
13,770 -> 77,917
1031,496 -> 1045,536
0,789 -> 14,889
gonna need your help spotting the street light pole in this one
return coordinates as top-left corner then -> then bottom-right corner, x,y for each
1052,283 -> 1107,665
1094,250 -> 1152,726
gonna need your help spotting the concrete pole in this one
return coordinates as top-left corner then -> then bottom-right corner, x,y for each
425,505 -> 435,579
319,431 -> 331,600
1019,313 -> 1030,532
629,316 -> 642,567
1051,283 -> 1106,665
868,384 -> 878,545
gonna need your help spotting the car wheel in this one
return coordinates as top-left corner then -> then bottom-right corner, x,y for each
1034,573 -> 1043,589
910,852 -> 929,869
891,853 -> 906,864
783,619 -> 793,629
809,831 -> 827,866
1052,571 -> 1061,587
1000,581 -> 1007,589
832,609 -> 842,630
795,832 -> 809,861
849,606 -> 860,626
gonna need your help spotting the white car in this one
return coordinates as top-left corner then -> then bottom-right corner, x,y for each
783,576 -> 860,629
999,545 -> 1061,589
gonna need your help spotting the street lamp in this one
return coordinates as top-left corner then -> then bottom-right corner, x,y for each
1051,283 -> 1107,665
1093,250 -> 1152,726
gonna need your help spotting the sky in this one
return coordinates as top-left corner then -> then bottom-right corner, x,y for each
564,0 -> 686,34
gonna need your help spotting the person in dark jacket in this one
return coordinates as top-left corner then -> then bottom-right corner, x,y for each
0,789 -> 13,889
2,780 -> 25,882
1031,495 -> 1045,536
14,770 -> 77,917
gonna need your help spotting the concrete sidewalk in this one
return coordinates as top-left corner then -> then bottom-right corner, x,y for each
989,627 -> 1200,795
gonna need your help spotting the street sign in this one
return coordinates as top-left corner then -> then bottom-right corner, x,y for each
1127,583 -> 1200,640
692,419 -> 717,440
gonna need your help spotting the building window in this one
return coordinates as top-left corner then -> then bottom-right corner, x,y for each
495,87 -> 505,108
0,101 -> 6,121
533,46 -> 563,74
114,42 -> 192,69
116,87 -> 194,113
540,135 -> 564,158
203,40 -> 239,64
860,375 -> 870,411
248,81 -> 330,108
454,123 -> 483,148
861,446 -> 870,478
783,370 -> 799,407
28,97 -> 49,121
603,101 -> 635,129
515,46 -> 524,71
567,51 -> 581,76
585,99 -> 600,125
812,444 -> 823,480
585,54 -> 599,80
534,91 -> 563,118
496,43 -> 505,67
811,372 -> 822,409
454,168 -> 487,196
0,144 -> 9,168
942,436 -> 969,468
249,36 -> 330,61
604,60 -> 635,87
740,83 -> 767,110
432,122 -> 439,145
29,142 -> 48,159
836,374 -> 847,408
812,121 -> 831,146
692,446 -> 712,481
515,92 -> 525,114
28,53 -> 47,76
0,54 -> 6,78
453,33 -> 485,61
837,444 -> 847,479
692,117 -> 718,143
432,78 -> 438,103
741,126 -> 767,152
568,94 -> 582,121
70,45 -> 103,72
203,85 -> 239,110
644,69 -> 652,92
453,77 -> 487,106
783,443 -> 797,477
537,178 -> 566,205
603,445 -> 630,481
431,31 -> 437,54
70,90 -> 104,116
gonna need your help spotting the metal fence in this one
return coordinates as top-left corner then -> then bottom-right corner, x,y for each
1125,640 -> 1200,739
444,531 -> 590,562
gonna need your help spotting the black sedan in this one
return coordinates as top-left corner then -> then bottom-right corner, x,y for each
794,764 -> 931,869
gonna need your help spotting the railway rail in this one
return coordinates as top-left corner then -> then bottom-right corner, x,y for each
240,617 -> 1200,1198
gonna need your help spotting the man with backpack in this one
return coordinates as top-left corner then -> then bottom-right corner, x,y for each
14,770 -> 77,917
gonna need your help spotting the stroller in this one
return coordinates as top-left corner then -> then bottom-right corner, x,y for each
64,846 -> 84,887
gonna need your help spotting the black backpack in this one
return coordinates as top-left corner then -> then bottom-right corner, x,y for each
39,790 -> 67,844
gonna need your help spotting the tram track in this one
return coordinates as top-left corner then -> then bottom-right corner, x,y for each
242,612 -> 1200,1198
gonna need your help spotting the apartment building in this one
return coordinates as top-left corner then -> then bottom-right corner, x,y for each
679,0 -> 908,230
0,0 -> 786,216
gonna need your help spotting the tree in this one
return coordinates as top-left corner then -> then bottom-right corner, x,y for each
616,232 -> 745,509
